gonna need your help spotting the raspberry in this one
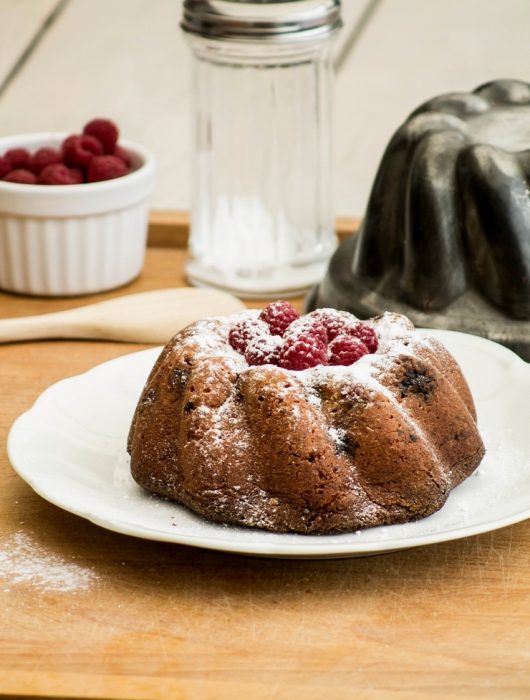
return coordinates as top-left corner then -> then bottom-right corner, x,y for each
308,308 -> 352,341
114,144 -> 131,167
228,317 -> 269,354
63,134 -> 103,169
347,322 -> 378,353
38,163 -> 83,185
87,155 -> 128,182
284,316 -> 327,345
30,147 -> 62,175
83,118 -> 119,154
0,156 -> 11,179
259,300 -> 299,336
244,334 -> 282,366
69,167 -> 84,184
328,334 -> 369,366
279,332 -> 328,371
3,169 -> 37,184
5,148 -> 31,170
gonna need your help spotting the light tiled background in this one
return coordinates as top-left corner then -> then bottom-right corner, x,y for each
1,0 -> 529,217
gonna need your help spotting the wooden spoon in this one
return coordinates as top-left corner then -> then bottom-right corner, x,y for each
0,288 -> 247,344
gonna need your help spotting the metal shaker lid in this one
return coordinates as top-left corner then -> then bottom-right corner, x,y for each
181,0 -> 342,41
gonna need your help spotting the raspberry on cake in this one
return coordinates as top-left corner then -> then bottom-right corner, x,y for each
308,308 -> 351,341
259,300 -> 300,336
279,332 -> 328,370
128,305 -> 485,535
328,334 -> 369,365
244,334 -> 283,366
228,317 -> 269,354
284,315 -> 328,346
348,322 -> 378,353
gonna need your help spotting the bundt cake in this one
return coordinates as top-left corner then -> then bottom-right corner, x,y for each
309,78 -> 530,360
127,301 -> 485,535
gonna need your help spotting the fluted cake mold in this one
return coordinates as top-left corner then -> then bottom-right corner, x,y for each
308,79 -> 530,360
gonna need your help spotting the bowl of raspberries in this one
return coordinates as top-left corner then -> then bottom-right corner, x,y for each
0,118 -> 155,296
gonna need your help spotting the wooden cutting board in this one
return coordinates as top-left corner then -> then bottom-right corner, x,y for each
0,247 -> 529,700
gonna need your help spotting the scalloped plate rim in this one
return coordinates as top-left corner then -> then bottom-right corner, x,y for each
7,329 -> 530,559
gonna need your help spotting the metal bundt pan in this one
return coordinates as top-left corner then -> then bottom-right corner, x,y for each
307,79 -> 530,361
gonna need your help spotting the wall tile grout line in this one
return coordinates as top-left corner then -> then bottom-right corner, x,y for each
334,0 -> 384,74
0,0 -> 71,101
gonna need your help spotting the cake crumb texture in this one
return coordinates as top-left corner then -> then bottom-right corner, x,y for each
127,311 -> 485,534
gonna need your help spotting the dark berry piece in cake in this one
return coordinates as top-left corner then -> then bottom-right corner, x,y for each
328,334 -> 369,366
228,317 -> 270,354
279,332 -> 328,371
259,300 -> 300,336
399,367 -> 435,400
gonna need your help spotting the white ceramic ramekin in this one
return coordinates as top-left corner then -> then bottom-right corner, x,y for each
0,132 -> 155,296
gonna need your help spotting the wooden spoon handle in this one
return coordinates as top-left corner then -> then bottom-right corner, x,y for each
0,310 -> 76,343
0,288 -> 247,344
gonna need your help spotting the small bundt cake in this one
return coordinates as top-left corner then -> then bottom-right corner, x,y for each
309,78 -> 530,359
127,302 -> 485,535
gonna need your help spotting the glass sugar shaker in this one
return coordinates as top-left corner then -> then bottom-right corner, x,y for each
181,0 -> 342,298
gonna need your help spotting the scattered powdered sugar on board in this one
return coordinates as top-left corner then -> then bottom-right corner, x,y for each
0,531 -> 99,593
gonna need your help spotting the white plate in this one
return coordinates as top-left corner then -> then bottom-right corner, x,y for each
7,330 -> 530,559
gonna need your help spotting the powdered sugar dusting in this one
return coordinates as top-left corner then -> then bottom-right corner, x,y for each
328,425 -> 347,445
204,396 -> 251,452
129,308 -> 480,533
292,311 -> 423,388
0,531 -> 98,593
245,333 -> 283,364
173,309 -> 450,472
182,312 -> 254,372
185,310 -> 420,375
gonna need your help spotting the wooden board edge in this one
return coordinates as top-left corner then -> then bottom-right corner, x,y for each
148,210 -> 360,248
